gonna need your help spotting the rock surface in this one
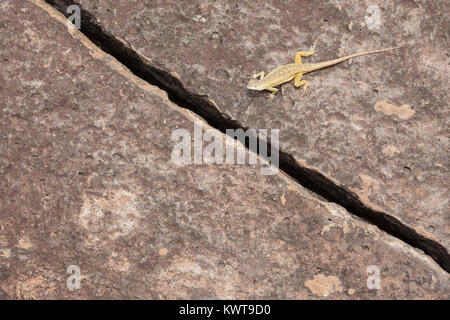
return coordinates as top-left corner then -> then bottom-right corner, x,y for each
76,0 -> 449,249
0,0 -> 448,299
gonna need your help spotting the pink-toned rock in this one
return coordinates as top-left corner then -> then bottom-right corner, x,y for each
74,0 -> 449,249
0,0 -> 447,299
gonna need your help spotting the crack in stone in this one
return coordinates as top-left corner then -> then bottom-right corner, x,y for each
42,0 -> 449,273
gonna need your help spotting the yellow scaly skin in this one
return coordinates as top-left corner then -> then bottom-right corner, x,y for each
247,40 -> 401,101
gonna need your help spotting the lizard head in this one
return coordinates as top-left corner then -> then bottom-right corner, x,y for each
246,78 -> 265,91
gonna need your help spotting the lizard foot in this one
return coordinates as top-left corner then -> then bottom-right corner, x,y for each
301,84 -> 310,97
249,72 -> 265,80
308,38 -> 320,55
268,93 -> 276,102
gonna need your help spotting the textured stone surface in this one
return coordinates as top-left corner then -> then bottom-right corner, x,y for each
0,0 -> 448,299
76,0 -> 449,249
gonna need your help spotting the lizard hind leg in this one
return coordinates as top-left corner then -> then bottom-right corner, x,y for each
294,38 -> 319,64
294,74 -> 310,96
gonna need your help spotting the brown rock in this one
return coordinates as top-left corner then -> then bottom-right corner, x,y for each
0,0 -> 447,299
74,0 -> 449,249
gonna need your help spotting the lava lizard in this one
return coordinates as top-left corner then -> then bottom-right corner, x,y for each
247,41 -> 401,101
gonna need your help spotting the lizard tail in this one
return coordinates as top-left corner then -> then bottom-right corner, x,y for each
305,45 -> 403,73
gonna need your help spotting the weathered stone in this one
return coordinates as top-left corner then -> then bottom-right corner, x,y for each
0,0 -> 448,299
75,0 -> 449,249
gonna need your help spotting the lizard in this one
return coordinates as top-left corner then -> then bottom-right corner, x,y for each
247,40 -> 401,101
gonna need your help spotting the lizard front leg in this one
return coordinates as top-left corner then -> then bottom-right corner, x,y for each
266,87 -> 278,102
251,71 -> 265,79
